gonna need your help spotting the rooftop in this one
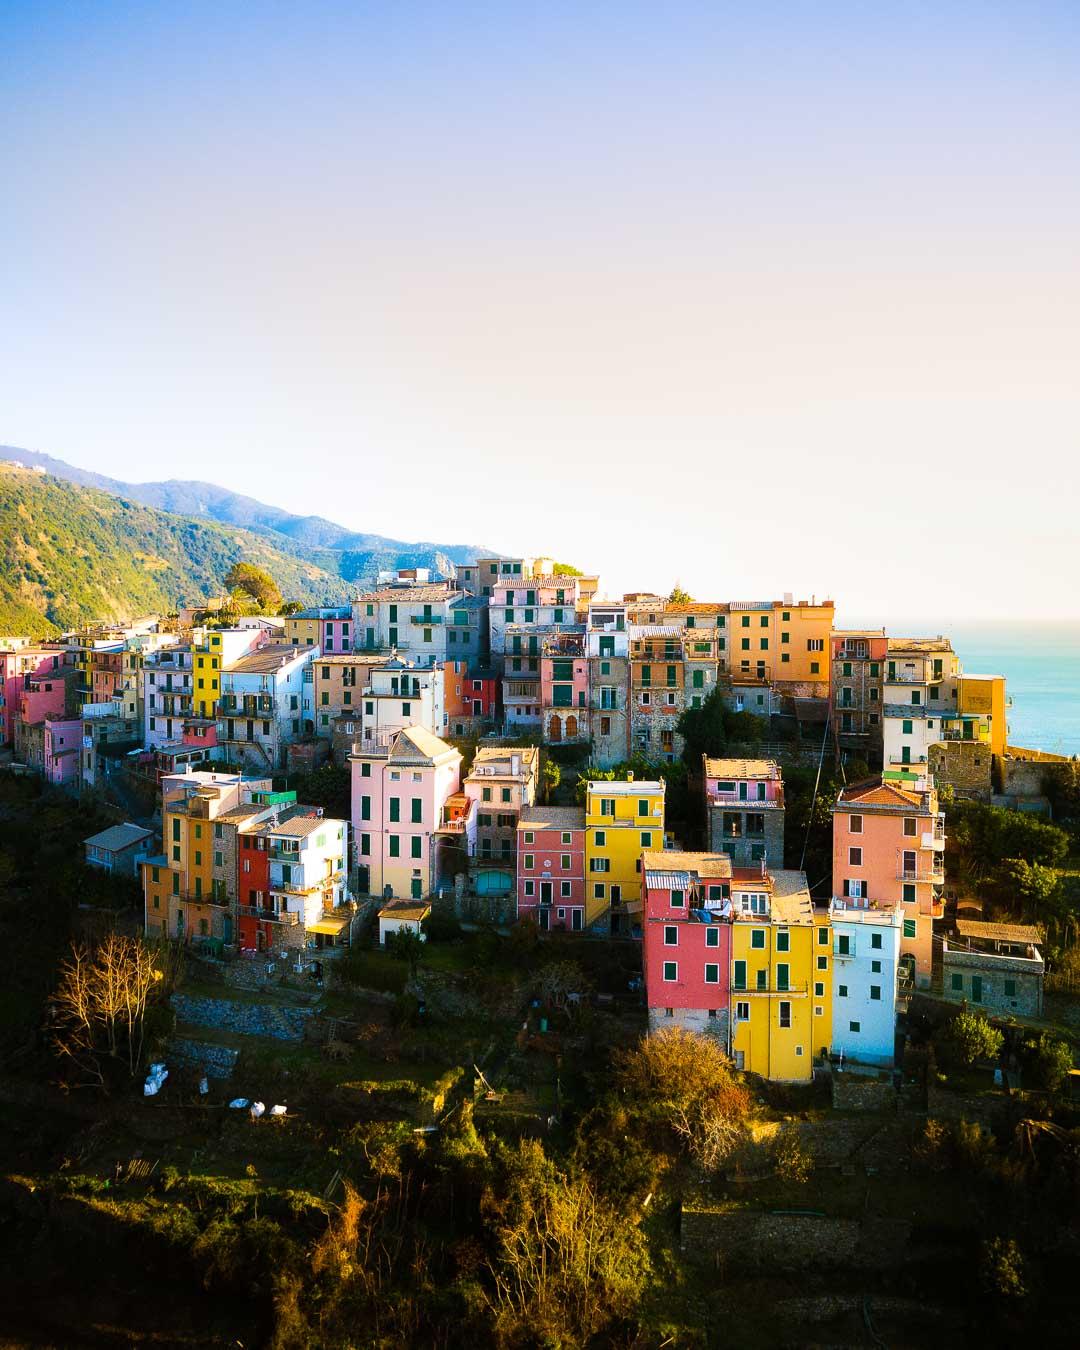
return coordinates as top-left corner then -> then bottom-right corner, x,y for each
518,805 -> 586,830
354,584 -> 460,603
379,900 -> 432,920
836,777 -> 927,811
587,778 -> 665,795
225,644 -> 309,674
470,744 -> 539,774
84,822 -> 153,852
955,919 -> 1044,944
704,757 -> 780,779
763,869 -> 815,925
265,813 -> 337,840
642,849 -> 732,882
887,636 -> 954,653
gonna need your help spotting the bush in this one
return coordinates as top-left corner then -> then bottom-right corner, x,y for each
334,949 -> 407,994
1023,1032 -> 1073,1092
980,1236 -> 1027,1301
935,1010 -> 1003,1067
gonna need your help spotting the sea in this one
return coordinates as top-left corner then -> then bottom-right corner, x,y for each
845,620 -> 1080,759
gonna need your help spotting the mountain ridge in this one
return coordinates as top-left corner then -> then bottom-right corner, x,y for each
0,444 -> 493,562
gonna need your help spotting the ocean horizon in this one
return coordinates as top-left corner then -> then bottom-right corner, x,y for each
841,618 -> 1080,759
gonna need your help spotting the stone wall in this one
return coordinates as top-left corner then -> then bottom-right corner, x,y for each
928,741 -> 991,802
707,804 -> 785,868
170,1036 -> 240,1078
941,950 -> 1043,1017
170,993 -> 315,1041
648,1006 -> 729,1044
680,1207 -> 911,1271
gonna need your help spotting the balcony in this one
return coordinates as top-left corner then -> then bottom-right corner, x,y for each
833,943 -> 856,961
732,982 -> 809,997
237,905 -> 299,925
896,862 -> 945,883
921,827 -> 946,850
409,614 -> 444,625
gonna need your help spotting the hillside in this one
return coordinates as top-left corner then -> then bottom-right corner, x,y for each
1,445 -> 492,569
0,465 -> 353,636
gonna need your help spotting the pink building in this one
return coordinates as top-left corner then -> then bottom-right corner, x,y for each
43,716 -> 81,787
349,725 -> 463,900
541,630 -> 589,745
703,757 -> 786,868
641,850 -> 734,1037
832,776 -> 945,989
516,805 -> 586,931
0,646 -> 70,745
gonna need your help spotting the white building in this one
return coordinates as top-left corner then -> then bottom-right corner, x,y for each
217,644 -> 317,771
357,661 -> 444,751
143,644 -> 194,749
351,581 -> 462,668
829,894 -> 903,1068
882,638 -> 959,773
264,810 -> 350,941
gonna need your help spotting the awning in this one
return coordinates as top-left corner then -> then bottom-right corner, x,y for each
307,917 -> 349,936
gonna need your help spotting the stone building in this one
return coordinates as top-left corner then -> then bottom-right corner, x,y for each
942,920 -> 1044,1017
704,757 -> 786,867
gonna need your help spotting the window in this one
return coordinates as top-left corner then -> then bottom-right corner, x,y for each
871,960 -> 881,973
594,830 -> 605,846
814,981 -> 824,997
600,798 -> 615,817
523,855 -> 534,870
870,985 -> 881,1000
593,882 -> 605,899
849,814 -> 863,834
389,797 -> 400,823
389,836 -> 400,857
818,927 -> 829,946
838,984 -> 848,997
849,1021 -> 861,1034
705,927 -> 719,947
663,961 -> 678,982
776,929 -> 790,952
776,963 -> 790,991
848,846 -> 862,866
778,1001 -> 791,1028
837,934 -> 851,955
523,831 -> 534,844
640,831 -> 652,847
411,837 -> 422,859
903,919 -> 916,939
733,960 -> 747,990
482,786 -> 492,802
361,762 -> 371,778
950,973 -> 963,991
704,963 -> 719,984
1004,978 -> 1017,997
751,929 -> 765,949
903,883 -> 916,904
589,856 -> 610,873
903,817 -> 918,837
817,955 -> 828,970
670,888 -> 684,907
561,854 -> 571,870
411,798 -> 423,823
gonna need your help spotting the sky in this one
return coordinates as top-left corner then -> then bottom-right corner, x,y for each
2,1 -> 1079,623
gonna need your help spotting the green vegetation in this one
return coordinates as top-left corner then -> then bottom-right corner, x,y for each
226,560 -> 283,611
0,464 -> 349,634
668,582 -> 692,604
934,1010 -> 1004,1067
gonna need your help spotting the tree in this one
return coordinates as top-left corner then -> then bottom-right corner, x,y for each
677,687 -> 767,770
615,1027 -> 752,1169
1023,1032 -> 1074,1092
484,1139 -> 649,1345
384,927 -> 425,976
992,858 -> 1065,928
49,935 -> 165,1089
551,562 -> 584,576
541,757 -> 561,804
668,583 -> 692,605
225,562 -> 282,612
279,599 -> 304,616
936,1010 -> 1004,1067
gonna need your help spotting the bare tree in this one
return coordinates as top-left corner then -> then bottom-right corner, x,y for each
50,934 -> 163,1089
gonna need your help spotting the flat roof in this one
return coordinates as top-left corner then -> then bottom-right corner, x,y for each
586,779 -> 664,794
518,805 -> 585,830
956,919 -> 1043,944
704,757 -> 780,779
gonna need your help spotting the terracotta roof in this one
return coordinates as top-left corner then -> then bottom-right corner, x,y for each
316,654 -> 389,666
704,757 -> 780,779
518,805 -> 586,830
471,744 -> 539,771
265,813 -> 336,839
887,636 -> 953,653
388,725 -> 459,764
955,920 -> 1043,944
214,804 -> 273,824
764,869 -> 814,925
837,777 -> 922,809
379,900 -> 431,920
663,603 -> 728,615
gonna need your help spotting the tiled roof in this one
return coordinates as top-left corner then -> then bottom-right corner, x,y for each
472,744 -> 539,770
837,778 -> 922,809
84,822 -> 153,851
642,849 -> 732,880
388,725 -> 459,764
379,900 -> 431,920
353,584 -> 460,603
518,805 -> 586,830
955,920 -> 1043,944
225,644 -> 308,674
704,757 -> 780,779
887,636 -> 953,653
764,869 -> 814,925
265,813 -> 335,839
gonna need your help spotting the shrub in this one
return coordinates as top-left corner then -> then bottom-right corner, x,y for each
980,1236 -> 1027,1301
774,1129 -> 812,1183
935,1010 -> 1003,1067
1023,1032 -> 1074,1092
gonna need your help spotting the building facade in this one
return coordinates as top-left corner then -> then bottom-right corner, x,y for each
516,805 -> 587,931
704,757 -> 786,867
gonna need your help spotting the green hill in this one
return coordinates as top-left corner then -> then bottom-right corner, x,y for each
0,465 -> 352,637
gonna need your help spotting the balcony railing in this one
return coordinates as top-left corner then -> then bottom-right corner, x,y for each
897,863 -> 945,883
731,982 -> 809,996
237,905 -> 299,925
409,614 -> 444,625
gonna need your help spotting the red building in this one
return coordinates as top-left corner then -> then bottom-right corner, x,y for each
641,851 -> 734,1039
516,805 -> 586,932
237,826 -> 274,951
444,660 -> 499,736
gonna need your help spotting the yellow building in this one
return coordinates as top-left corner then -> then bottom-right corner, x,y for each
584,778 -> 665,935
729,598 -> 834,688
192,632 -> 224,719
729,868 -> 827,1082
952,673 -> 1008,757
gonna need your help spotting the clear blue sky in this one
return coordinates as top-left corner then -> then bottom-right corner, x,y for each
2,1 -> 1079,621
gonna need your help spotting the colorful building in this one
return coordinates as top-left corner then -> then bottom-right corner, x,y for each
832,776 -> 944,990
729,866 -> 826,1082
881,638 -> 959,772
704,757 -> 786,867
464,745 -> 539,868
43,716 -> 81,787
541,630 -> 589,745
217,643 -> 317,771
284,606 -> 352,654
349,726 -> 463,899
143,644 -> 195,749
356,660 -> 445,751
488,574 -> 585,668
443,660 -> 498,737
351,580 -> 463,668
312,654 -> 386,737
586,601 -> 630,768
642,850 -> 733,1038
516,805 -> 587,931
830,630 -> 888,767
191,627 -> 268,720
0,645 -> 69,745
584,778 -> 666,934
629,629 -> 686,763
828,894 -> 903,1067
